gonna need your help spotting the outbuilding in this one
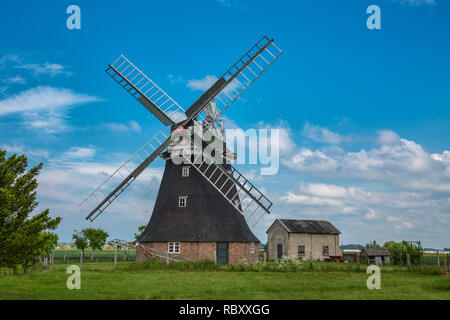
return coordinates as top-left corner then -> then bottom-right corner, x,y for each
360,247 -> 390,265
266,219 -> 341,261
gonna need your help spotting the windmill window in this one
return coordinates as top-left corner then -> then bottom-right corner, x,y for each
250,243 -> 255,254
298,245 -> 305,256
178,196 -> 187,207
168,242 -> 180,254
322,246 -> 329,256
182,166 -> 190,177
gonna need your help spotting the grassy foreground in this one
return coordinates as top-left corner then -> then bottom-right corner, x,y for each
1,262 -> 449,300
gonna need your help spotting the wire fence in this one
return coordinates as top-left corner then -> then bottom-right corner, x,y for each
51,249 -> 136,263
422,253 -> 449,266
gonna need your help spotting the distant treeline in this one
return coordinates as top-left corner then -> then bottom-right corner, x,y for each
340,244 -> 364,250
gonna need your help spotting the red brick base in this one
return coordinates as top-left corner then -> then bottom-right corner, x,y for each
136,241 -> 259,264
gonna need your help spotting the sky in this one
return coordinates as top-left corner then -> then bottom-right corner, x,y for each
0,0 -> 449,248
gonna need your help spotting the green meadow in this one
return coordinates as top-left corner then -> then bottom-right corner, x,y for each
1,260 -> 449,300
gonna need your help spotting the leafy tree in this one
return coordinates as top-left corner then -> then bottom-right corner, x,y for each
37,232 -> 59,257
384,240 -> 423,265
73,230 -> 88,253
0,149 -> 61,274
82,228 -> 109,260
134,225 -> 147,241
365,240 -> 380,248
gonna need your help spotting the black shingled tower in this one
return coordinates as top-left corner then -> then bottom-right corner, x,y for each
139,159 -> 259,243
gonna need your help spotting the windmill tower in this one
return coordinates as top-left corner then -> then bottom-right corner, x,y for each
80,36 -> 283,264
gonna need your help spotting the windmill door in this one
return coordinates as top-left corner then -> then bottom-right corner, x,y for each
277,244 -> 283,259
216,242 -> 229,265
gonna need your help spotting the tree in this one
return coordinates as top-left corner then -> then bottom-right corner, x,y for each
72,230 -> 88,267
383,240 -> 423,265
134,225 -> 147,241
72,230 -> 88,253
37,232 -> 58,267
365,240 -> 380,248
82,228 -> 109,261
0,149 -> 61,274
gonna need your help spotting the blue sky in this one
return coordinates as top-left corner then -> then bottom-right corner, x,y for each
0,0 -> 449,248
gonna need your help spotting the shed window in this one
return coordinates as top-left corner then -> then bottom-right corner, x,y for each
182,166 -> 190,177
322,246 -> 329,256
250,243 -> 255,254
178,196 -> 187,207
298,245 -> 305,256
168,242 -> 180,254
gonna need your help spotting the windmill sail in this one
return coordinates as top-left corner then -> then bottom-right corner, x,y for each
181,120 -> 273,227
184,36 -> 283,125
106,55 -> 186,126
80,131 -> 171,221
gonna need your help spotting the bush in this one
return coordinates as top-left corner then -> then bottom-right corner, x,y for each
277,255 -> 302,272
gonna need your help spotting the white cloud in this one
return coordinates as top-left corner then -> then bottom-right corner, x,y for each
376,129 -> 400,145
63,147 -> 96,159
168,74 -> 183,85
15,62 -> 72,77
187,75 -> 218,91
36,158 -> 164,234
392,0 -> 436,6
274,124 -> 449,247
283,134 -> 450,193
0,54 -> 20,70
0,144 -> 49,158
279,181 -> 447,243
0,86 -> 101,133
0,86 -> 100,116
106,120 -> 142,133
302,122 -> 346,144
2,75 -> 26,85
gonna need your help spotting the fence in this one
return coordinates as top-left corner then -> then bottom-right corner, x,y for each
422,252 -> 448,266
50,249 -> 136,264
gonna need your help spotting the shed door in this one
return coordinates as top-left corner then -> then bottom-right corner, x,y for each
277,244 -> 283,259
216,242 -> 229,265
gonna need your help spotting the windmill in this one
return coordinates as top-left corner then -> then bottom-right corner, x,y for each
80,36 -> 283,264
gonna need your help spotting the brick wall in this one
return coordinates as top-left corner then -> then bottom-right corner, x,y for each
137,241 -> 259,264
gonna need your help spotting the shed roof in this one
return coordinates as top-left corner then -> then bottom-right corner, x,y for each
268,219 -> 341,234
361,247 -> 390,256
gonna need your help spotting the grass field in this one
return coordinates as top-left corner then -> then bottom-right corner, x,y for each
1,261 -> 449,300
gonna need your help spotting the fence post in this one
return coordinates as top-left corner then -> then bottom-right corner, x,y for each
64,249 -> 66,263
124,248 -> 127,261
79,250 -> 83,269
263,252 -> 267,266
356,253 -> 360,271
444,253 -> 447,275
166,252 -> 169,266
406,253 -> 411,270
114,247 -> 118,268
51,250 -> 54,269
437,251 -> 440,267
309,251 -> 313,269
213,251 -> 217,265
